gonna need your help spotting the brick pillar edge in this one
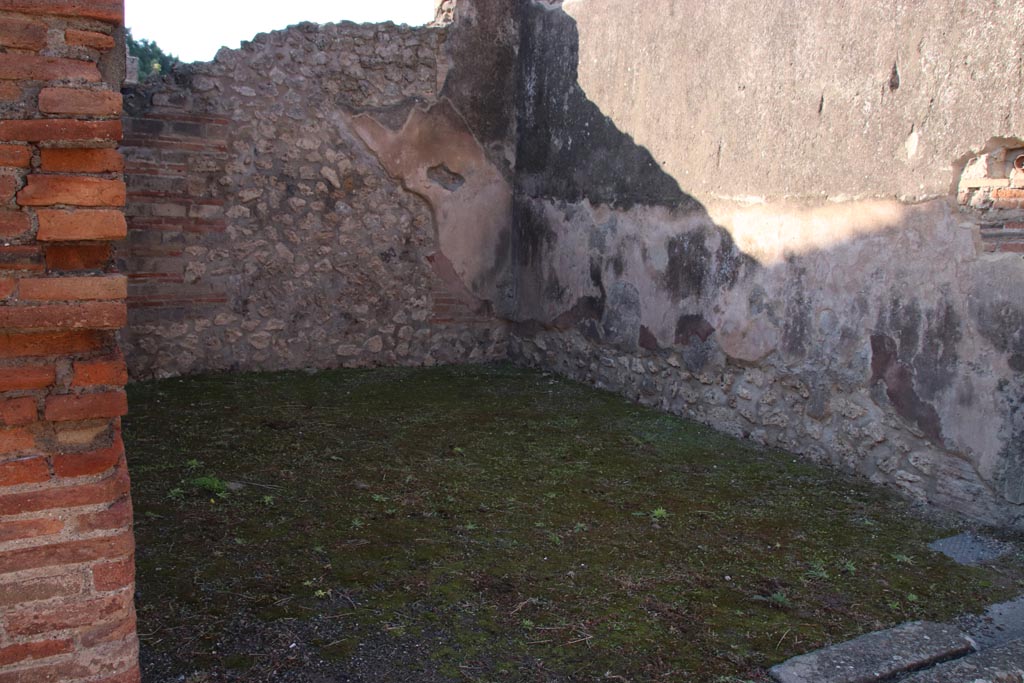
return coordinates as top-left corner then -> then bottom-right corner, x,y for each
0,0 -> 138,681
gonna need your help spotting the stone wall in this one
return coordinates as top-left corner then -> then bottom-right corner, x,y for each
509,0 -> 1024,527
0,1 -> 138,681
119,12 -> 515,378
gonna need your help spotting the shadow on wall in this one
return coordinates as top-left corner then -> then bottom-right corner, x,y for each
509,1 -> 1024,526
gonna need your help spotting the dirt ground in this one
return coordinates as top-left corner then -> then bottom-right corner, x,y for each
123,364 -> 1024,682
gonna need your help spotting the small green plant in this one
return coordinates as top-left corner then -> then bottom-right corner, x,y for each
804,560 -> 830,581
314,589 -> 329,599
185,458 -> 202,471
190,475 -> 227,495
753,590 -> 791,609
261,495 -> 275,506
891,553 -> 914,566
841,560 -> 857,575
464,522 -> 478,531
350,517 -> 364,529
371,494 -> 388,503
906,592 -> 919,603
573,522 -> 589,533
520,619 -> 534,630
651,507 -> 669,521
166,487 -> 185,501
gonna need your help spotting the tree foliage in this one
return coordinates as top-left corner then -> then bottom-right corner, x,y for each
127,28 -> 178,79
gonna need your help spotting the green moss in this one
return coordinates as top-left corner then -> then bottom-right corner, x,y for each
125,363 -> 1024,681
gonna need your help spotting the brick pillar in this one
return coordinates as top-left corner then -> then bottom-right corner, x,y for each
0,1 -> 139,682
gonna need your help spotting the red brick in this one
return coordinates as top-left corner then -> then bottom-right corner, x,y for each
53,437 -> 122,477
0,396 -> 36,425
0,516 -> 62,543
0,301 -> 127,330
0,54 -> 100,83
0,572 -> 82,608
0,330 -> 104,358
0,427 -> 33,454
0,467 -> 129,518
19,275 -> 127,302
65,29 -> 115,50
79,618 -> 135,651
0,145 -> 31,168
0,0 -> 124,23
0,211 -> 29,238
93,664 -> 142,683
44,390 -> 126,421
992,199 -> 1021,210
0,658 -> 91,683
993,188 -> 1024,200
0,245 -> 42,272
0,638 -> 73,667
37,209 -> 126,241
0,277 -> 13,298
45,243 -> 111,270
91,553 -> 134,592
0,17 -> 48,51
0,454 -> 49,485
41,147 -> 123,173
72,355 -> 127,386
5,589 -> 132,636
38,87 -> 121,116
0,119 -> 119,144
1000,242 -> 1024,253
75,495 -> 131,534
0,174 -> 18,202
81,613 -> 136,649
17,175 -> 125,207
0,82 -> 20,101
0,365 -> 55,391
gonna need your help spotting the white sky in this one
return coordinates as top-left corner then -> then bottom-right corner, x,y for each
126,1 -> 436,64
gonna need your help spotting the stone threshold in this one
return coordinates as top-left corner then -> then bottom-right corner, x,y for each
769,597 -> 1024,683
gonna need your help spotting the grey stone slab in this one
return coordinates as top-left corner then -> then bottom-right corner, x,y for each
769,621 -> 975,683
928,533 -> 1015,566
958,594 -> 1024,650
900,638 -> 1024,682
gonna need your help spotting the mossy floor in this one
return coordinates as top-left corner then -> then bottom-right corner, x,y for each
125,363 -> 1024,682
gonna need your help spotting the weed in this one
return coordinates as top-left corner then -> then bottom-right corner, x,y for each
651,507 -> 669,521
190,476 -> 227,495
804,560 -> 829,581
261,495 -> 275,506
753,590 -> 791,609
166,487 -> 184,501
891,553 -> 914,566
350,517 -> 364,530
